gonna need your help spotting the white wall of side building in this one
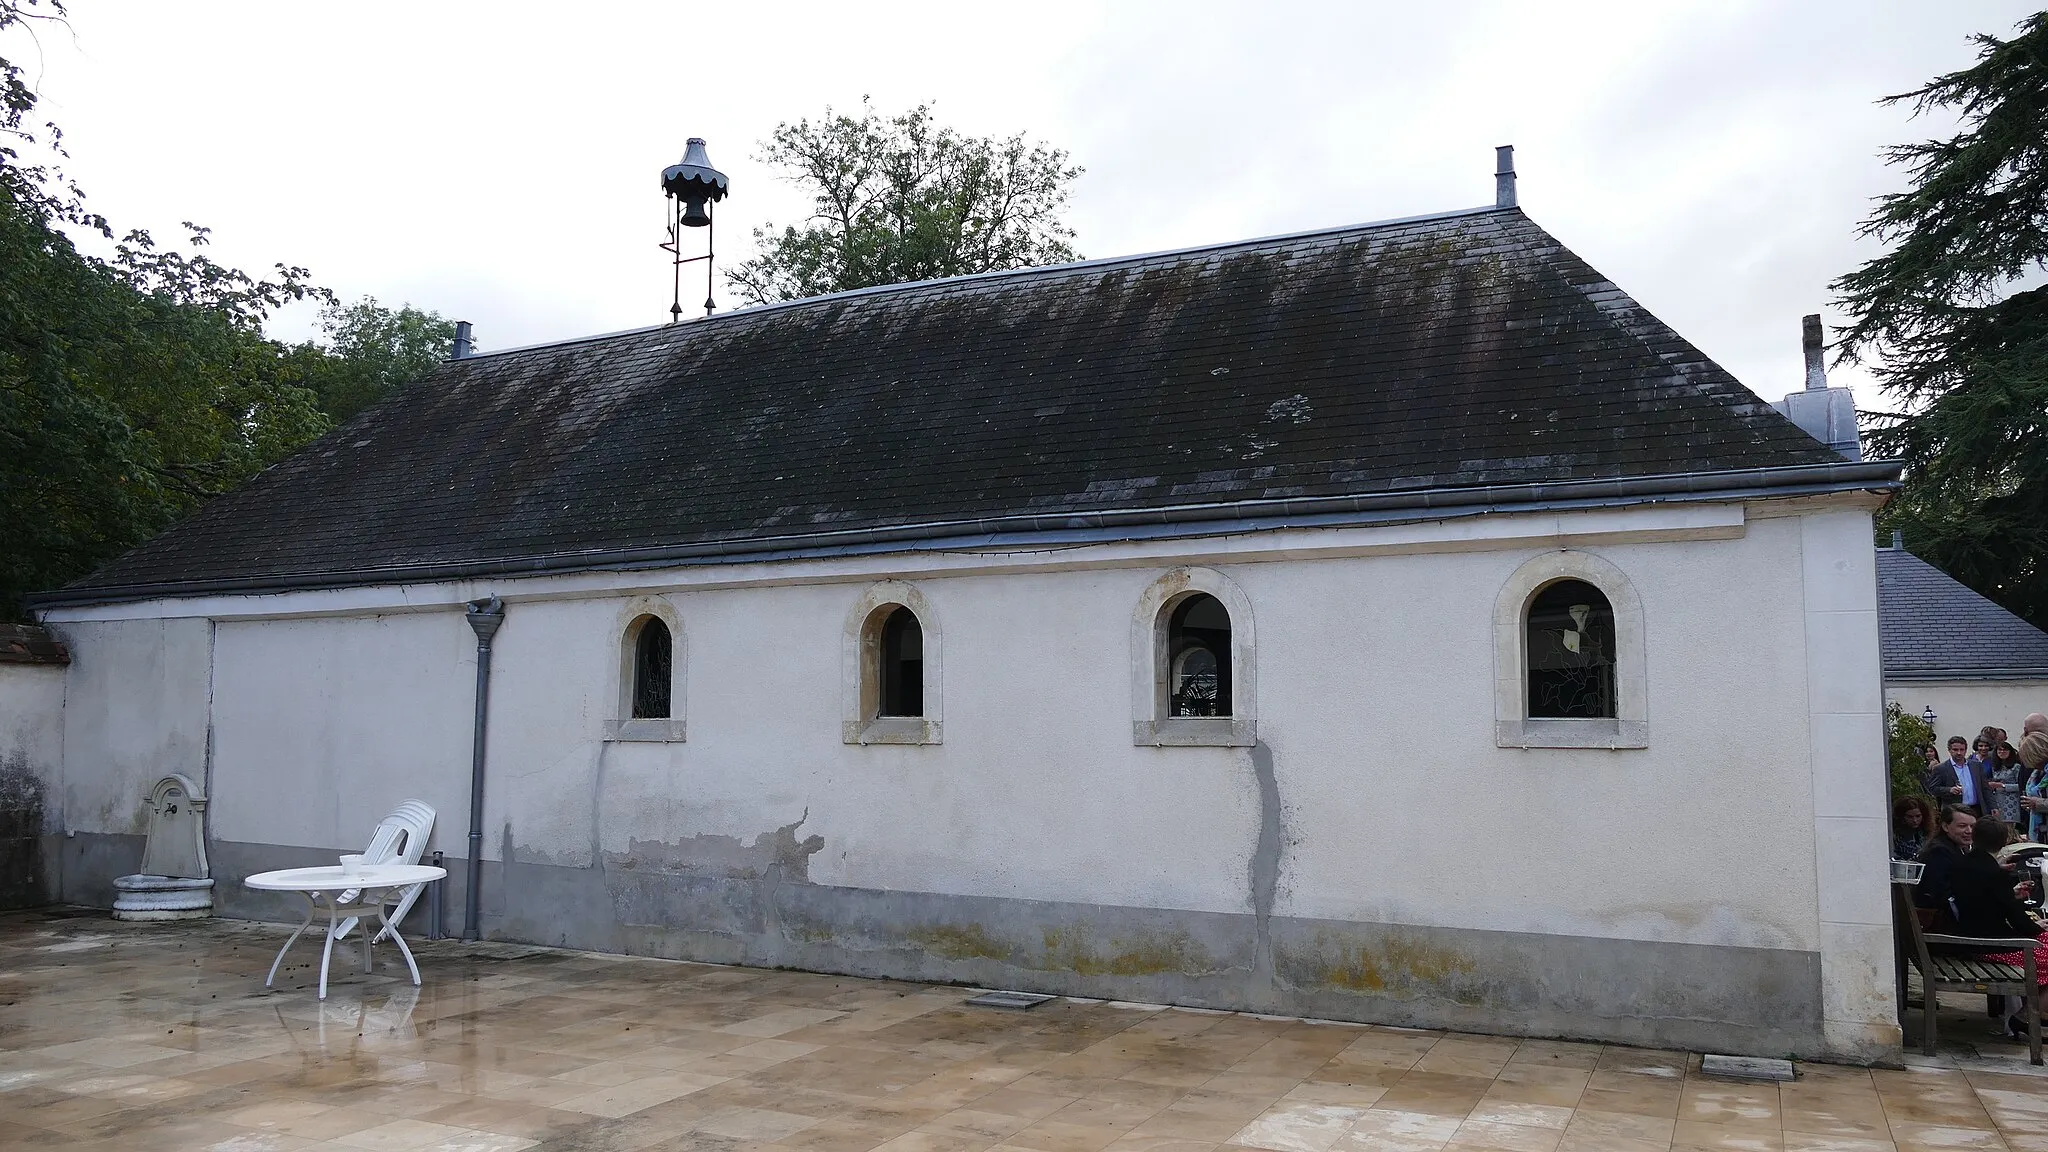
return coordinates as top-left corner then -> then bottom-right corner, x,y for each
0,664 -> 66,787
36,495 -> 1898,1060
1885,680 -> 2048,751
0,658 -> 68,906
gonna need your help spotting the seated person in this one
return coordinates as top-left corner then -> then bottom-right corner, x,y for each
1948,817 -> 2048,1037
1915,806 -> 1976,924
1893,794 -> 1934,860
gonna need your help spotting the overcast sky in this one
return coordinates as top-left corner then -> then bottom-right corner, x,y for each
12,1 -> 2040,411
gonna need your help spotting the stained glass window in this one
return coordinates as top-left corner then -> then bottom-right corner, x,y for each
632,618 -> 672,719
1525,579 -> 1616,719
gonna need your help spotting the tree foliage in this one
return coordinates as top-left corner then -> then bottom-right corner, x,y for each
1834,13 -> 2048,628
729,100 -> 1082,305
0,0 -> 456,617
293,298 -> 459,424
1886,702 -> 1938,799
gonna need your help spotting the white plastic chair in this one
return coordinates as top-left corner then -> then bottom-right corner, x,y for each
331,799 -> 435,944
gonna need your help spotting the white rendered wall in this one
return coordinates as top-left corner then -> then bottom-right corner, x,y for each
184,517 -> 1833,956
41,498 -> 1902,1055
1268,517 -> 1817,949
0,665 -> 64,770
1885,680 -> 2048,749
208,613 -> 474,858
0,662 -> 66,802
48,618 -> 211,836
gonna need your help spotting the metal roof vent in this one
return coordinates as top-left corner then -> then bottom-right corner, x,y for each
1495,145 -> 1516,208
661,138 -> 730,321
1772,313 -> 1862,461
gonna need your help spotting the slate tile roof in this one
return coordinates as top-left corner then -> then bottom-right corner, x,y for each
1877,548 -> 2048,680
54,205 -> 1877,603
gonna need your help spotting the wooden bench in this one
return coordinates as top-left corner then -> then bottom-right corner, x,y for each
1892,881 -> 2042,1064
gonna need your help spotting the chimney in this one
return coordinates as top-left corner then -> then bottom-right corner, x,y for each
1771,311 -> 1861,461
1495,145 -> 1517,209
450,320 -> 474,361
1892,529 -> 1905,550
1802,313 -> 1826,391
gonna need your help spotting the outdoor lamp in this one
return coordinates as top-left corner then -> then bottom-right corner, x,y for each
1921,705 -> 1936,727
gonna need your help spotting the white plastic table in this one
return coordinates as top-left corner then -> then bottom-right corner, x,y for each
245,864 -> 445,999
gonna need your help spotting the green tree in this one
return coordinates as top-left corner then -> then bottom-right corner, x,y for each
293,298 -> 460,424
729,100 -> 1082,305
0,0 -> 455,617
1833,12 -> 2048,629
1886,702 -> 1937,800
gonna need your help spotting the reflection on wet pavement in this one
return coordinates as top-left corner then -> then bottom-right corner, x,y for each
1,911 -> 2043,1151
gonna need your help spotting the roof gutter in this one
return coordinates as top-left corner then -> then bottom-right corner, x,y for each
1883,670 -> 2048,682
29,460 -> 1901,610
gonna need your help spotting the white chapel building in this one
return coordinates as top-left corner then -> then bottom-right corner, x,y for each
16,172 -> 1906,1061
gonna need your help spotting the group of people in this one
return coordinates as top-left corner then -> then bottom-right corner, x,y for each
1894,712 -> 2048,1038
1907,723 -> 2048,845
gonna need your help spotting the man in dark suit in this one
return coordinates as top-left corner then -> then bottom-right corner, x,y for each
1930,736 -> 1989,814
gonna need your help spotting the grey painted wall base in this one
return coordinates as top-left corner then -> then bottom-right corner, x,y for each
76,834 -> 1840,1059
54,831 -> 144,910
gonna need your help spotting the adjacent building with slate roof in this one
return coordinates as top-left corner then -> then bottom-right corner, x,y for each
22,174 -> 1909,1062
1877,543 -> 2048,746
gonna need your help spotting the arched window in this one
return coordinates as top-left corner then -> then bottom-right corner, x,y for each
631,616 -> 673,719
1132,569 -> 1256,747
878,606 -> 924,718
1167,594 -> 1232,717
1494,552 -> 1644,748
607,606 -> 685,742
843,584 -> 942,745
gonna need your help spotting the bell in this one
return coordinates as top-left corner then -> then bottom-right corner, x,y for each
661,137 -> 729,224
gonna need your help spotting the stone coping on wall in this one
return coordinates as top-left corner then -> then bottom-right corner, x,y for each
0,624 -> 69,666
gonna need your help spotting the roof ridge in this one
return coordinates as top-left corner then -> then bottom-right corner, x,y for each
458,203 -> 1516,362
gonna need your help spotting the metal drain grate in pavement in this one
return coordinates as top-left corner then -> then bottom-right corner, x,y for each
1700,1054 -> 1796,1082
965,990 -> 1056,1010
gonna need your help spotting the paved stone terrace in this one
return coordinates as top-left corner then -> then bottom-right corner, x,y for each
1,911 -> 2044,1152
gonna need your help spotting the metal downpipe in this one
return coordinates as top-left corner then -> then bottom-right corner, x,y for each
462,595 -> 505,941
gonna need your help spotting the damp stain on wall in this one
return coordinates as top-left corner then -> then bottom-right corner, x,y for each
602,812 -> 824,880
1040,924 -> 1218,977
1280,931 -> 1481,1002
0,757 -> 48,909
907,923 -> 1012,962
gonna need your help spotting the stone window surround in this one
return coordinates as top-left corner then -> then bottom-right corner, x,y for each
1131,567 -> 1257,747
843,581 -> 943,745
1493,549 -> 1647,749
603,599 -> 687,742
